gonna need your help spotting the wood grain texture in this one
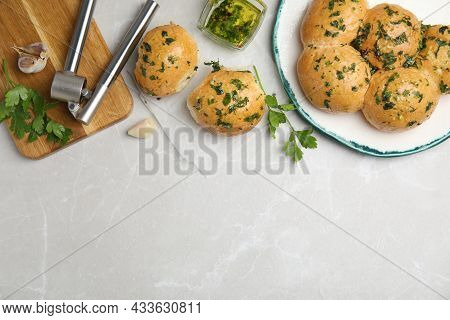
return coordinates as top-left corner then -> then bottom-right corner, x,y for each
0,0 -> 133,159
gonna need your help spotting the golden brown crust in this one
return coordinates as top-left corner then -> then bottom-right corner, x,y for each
187,69 -> 266,136
301,0 -> 368,47
297,45 -> 372,113
362,68 -> 441,132
419,25 -> 450,94
134,24 -> 198,97
354,3 -> 421,70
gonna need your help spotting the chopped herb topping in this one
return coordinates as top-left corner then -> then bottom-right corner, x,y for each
434,39 -> 448,57
413,91 -> 424,103
391,16 -> 412,27
393,32 -> 408,45
228,96 -> 249,113
330,18 -> 346,31
440,81 -> 449,94
168,56 -> 178,64
157,62 -> 165,73
216,119 -> 232,129
223,93 -> 232,106
231,78 -> 247,90
439,26 -> 448,35
161,30 -> 175,45
165,38 -> 175,45
244,113 -> 261,122
210,80 -> 224,95
329,11 -> 340,17
384,6 -> 398,16
205,60 -> 221,73
143,42 -> 151,52
351,23 -> 371,50
140,65 -> 146,77
402,54 -> 417,68
381,72 -> 400,110
378,50 -> 397,69
383,102 -> 395,110
324,30 -> 339,38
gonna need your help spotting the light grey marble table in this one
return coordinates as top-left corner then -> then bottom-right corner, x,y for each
1,0 -> 449,300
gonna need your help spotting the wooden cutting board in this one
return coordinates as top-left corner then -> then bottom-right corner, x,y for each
0,0 -> 133,159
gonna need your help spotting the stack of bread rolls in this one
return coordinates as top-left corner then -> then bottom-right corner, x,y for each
297,0 -> 449,132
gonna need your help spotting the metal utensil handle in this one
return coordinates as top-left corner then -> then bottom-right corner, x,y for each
65,0 -> 97,73
101,0 -> 158,86
77,0 -> 158,125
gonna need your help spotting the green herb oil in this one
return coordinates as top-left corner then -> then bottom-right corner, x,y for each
206,0 -> 263,48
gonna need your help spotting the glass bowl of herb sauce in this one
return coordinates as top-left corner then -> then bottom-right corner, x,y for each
198,0 -> 267,50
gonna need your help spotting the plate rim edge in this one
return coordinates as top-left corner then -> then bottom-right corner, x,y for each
272,0 -> 450,158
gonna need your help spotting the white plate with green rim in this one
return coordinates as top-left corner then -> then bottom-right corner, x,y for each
273,0 -> 449,157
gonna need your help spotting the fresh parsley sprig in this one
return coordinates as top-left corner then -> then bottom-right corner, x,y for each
0,59 -> 73,145
266,95 -> 317,162
253,66 -> 318,163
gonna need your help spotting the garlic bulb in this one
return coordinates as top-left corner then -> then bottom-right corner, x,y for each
12,42 -> 49,74
127,118 -> 156,139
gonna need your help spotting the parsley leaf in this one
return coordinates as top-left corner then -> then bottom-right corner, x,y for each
46,120 -> 66,139
265,95 -> 278,107
296,129 -> 318,149
5,85 -> 28,107
253,65 -> 318,163
268,109 -> 287,137
0,59 -> 73,145
32,115 -> 45,134
283,133 -> 303,162
0,100 -> 8,121
279,104 -> 296,111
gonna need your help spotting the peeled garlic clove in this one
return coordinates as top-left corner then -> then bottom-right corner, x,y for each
18,54 -> 48,74
127,118 -> 156,139
12,42 -> 49,74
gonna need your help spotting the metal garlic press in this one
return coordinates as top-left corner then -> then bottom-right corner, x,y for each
51,0 -> 158,125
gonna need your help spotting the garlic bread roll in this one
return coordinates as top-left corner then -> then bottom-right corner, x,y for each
134,24 -> 199,97
187,69 -> 265,136
301,0 -> 368,47
297,45 -> 372,113
362,68 -> 441,132
353,4 -> 421,70
419,25 -> 450,94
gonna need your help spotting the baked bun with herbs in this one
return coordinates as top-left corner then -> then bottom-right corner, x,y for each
187,62 -> 265,136
352,4 -> 421,70
301,0 -> 368,47
362,68 -> 441,132
134,24 -> 199,97
419,25 -> 450,94
297,45 -> 372,113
